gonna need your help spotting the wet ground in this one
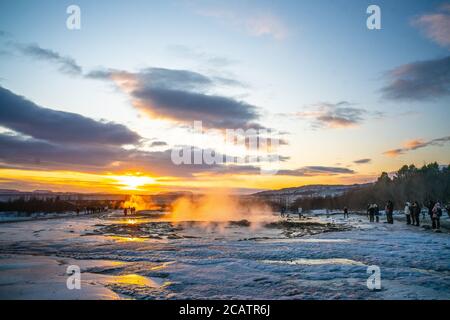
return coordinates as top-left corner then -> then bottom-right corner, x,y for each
0,210 -> 449,299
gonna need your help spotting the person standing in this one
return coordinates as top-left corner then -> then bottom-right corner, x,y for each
431,201 -> 442,230
426,200 -> 435,225
386,200 -> 394,224
410,202 -> 416,226
368,204 -> 375,222
404,202 -> 411,225
298,207 -> 303,220
343,207 -> 349,219
412,201 -> 421,226
374,204 -> 380,223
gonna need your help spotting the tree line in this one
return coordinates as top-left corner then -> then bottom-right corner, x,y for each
0,197 -> 123,214
290,163 -> 450,211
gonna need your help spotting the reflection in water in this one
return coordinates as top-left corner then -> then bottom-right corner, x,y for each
114,218 -> 155,225
150,261 -> 175,271
109,274 -> 158,287
109,236 -> 147,243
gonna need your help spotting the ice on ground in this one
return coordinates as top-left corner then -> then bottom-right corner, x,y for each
260,258 -> 366,266
0,210 -> 449,299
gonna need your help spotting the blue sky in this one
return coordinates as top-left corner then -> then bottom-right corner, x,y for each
0,0 -> 449,193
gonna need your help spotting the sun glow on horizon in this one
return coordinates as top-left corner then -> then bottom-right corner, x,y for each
0,167 -> 377,194
111,174 -> 156,191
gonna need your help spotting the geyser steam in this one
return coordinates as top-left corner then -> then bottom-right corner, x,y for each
167,191 -> 275,223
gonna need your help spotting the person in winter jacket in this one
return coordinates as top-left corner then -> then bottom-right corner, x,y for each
412,201 -> 421,226
427,200 -> 435,221
374,203 -> 380,223
368,204 -> 375,222
386,200 -> 394,224
431,201 -> 442,230
404,202 -> 411,225
410,202 -> 416,226
343,207 -> 349,219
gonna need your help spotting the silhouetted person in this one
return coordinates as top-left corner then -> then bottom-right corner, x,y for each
343,207 -> 349,219
426,200 -> 435,224
374,204 -> 379,223
368,204 -> 375,222
431,201 -> 442,230
386,200 -> 394,224
404,202 -> 411,225
124,208 -> 128,216
412,201 -> 421,226
410,202 -> 416,226
280,207 -> 286,218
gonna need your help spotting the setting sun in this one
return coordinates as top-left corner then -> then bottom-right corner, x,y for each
112,175 -> 156,191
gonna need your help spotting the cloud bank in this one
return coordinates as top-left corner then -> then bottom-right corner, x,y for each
412,4 -> 450,49
296,102 -> 367,129
18,44 -> 83,75
0,86 -> 141,146
383,136 -> 450,157
88,67 -> 263,129
381,56 -> 450,101
354,158 -> 371,164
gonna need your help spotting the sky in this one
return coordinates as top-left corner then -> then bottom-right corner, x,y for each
0,0 -> 449,194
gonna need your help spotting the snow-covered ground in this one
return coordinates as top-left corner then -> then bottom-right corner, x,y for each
0,210 -> 449,299
0,210 -> 97,223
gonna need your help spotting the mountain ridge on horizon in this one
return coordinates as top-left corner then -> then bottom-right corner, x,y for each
0,182 -> 374,197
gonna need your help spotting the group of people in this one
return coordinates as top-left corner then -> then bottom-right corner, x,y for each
404,200 -> 448,230
357,200 -> 448,231
403,201 -> 422,226
363,201 -> 394,224
75,206 -> 108,215
123,207 -> 136,216
341,199 -> 450,231
426,200 -> 447,230
367,203 -> 380,223
280,207 -> 304,219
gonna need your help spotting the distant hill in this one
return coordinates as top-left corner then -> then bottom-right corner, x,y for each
252,183 -> 372,200
0,189 -> 20,194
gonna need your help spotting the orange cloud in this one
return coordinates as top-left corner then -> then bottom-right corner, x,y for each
403,139 -> 426,149
383,136 -> 450,157
412,3 -> 450,49
383,149 -> 404,158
